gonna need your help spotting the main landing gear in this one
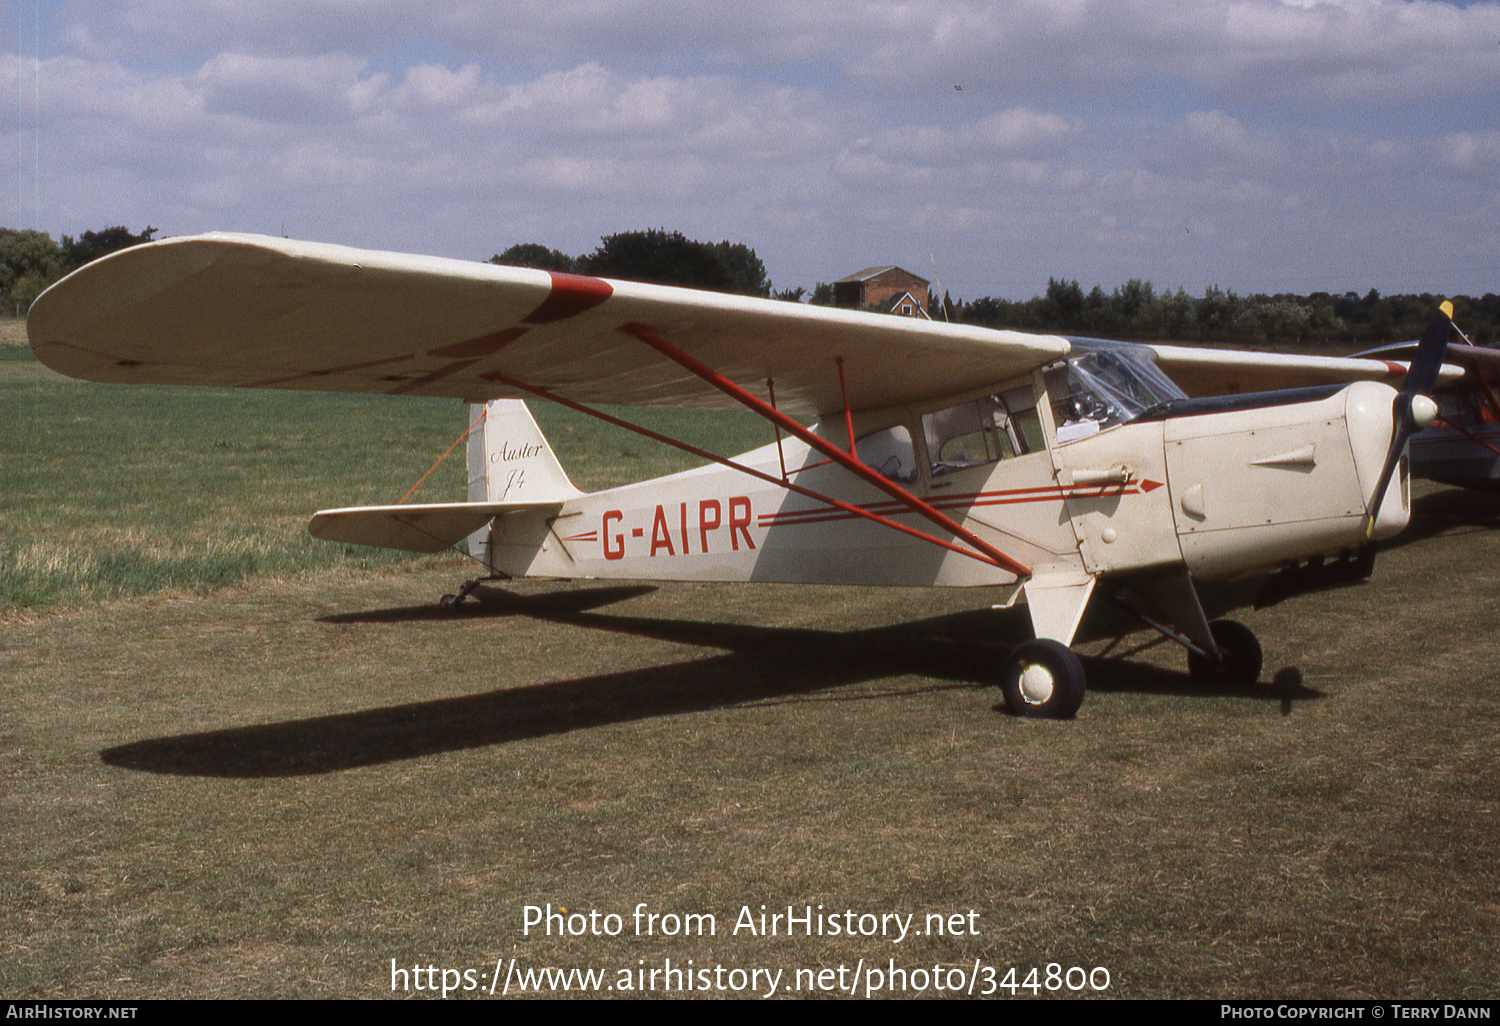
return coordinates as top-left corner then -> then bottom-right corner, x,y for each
1186,619 -> 1263,689
998,618 -> 1263,719
1000,639 -> 1086,719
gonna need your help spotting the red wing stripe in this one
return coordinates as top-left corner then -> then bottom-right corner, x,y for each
523,273 -> 614,324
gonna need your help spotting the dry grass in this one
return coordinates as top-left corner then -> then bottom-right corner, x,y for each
6,332 -> 1498,999
4,482 -> 1499,999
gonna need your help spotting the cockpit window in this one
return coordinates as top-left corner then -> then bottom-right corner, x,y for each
1048,340 -> 1185,442
855,424 -> 917,483
922,384 -> 1041,478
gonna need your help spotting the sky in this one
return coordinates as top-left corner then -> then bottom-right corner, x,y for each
3,0 -> 1498,302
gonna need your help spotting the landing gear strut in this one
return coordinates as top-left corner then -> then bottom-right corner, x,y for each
1108,586 -> 1265,690
1187,618 -> 1263,688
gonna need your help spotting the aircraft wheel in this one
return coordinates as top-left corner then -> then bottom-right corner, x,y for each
1188,619 -> 1263,688
1001,639 -> 1085,719
439,593 -> 459,609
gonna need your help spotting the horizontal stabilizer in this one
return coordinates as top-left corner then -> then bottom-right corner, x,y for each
309,501 -> 559,554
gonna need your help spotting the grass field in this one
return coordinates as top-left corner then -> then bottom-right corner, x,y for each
2,326 -> 765,611
5,325 -> 1499,999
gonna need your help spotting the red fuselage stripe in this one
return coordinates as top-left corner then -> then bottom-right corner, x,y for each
760,481 -> 1159,527
479,371 -> 1010,569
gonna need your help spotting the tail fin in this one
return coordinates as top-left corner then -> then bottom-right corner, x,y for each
309,400 -> 581,559
464,400 -> 583,563
466,399 -> 582,505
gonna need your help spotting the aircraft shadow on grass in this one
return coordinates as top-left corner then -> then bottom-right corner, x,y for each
100,584 -> 1320,778
1389,485 -> 1500,549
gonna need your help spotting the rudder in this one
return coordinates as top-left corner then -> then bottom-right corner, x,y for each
466,400 -> 583,562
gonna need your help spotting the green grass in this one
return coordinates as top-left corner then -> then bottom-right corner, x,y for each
2,338 -> 769,609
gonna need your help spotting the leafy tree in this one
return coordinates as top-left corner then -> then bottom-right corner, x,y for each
1044,277 -> 1084,324
960,296 -> 1019,329
710,240 -> 770,297
0,229 -> 64,312
61,225 -> 156,269
808,282 -> 836,306
1113,279 -> 1155,326
572,230 -> 773,297
1196,285 -> 1239,339
1303,300 -> 1342,344
489,243 -> 578,273
0,224 -> 157,312
1138,287 -> 1195,339
927,289 -> 958,322
581,229 -> 732,291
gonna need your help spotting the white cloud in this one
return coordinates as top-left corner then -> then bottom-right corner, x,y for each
1442,130 -> 1500,174
394,63 -> 482,112
838,0 -> 1500,105
10,0 -> 1499,296
193,52 -> 387,122
58,0 -> 1500,107
23,55 -> 201,128
968,109 -> 1080,153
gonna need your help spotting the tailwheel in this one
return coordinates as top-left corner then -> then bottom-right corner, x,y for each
1187,619 -> 1263,688
1001,639 -> 1086,719
438,574 -> 505,610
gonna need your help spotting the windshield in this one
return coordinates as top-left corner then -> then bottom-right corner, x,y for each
1048,339 -> 1186,441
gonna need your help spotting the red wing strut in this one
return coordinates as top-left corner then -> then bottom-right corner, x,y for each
619,323 -> 1032,578
481,372 -> 1013,570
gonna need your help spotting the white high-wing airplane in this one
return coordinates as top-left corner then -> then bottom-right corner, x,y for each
27,234 -> 1458,718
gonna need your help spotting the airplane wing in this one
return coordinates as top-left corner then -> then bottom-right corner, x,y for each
27,233 -> 1070,418
1144,343 -> 1464,398
1356,341 -> 1500,384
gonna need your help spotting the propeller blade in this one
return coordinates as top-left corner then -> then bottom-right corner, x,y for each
1363,303 -> 1454,537
1401,300 -> 1456,397
1363,394 -> 1414,539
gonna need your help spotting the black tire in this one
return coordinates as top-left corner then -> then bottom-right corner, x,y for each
1188,619 -> 1263,688
1001,639 -> 1086,719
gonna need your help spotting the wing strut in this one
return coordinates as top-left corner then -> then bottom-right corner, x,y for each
396,405 -> 489,505
481,371 -> 1010,569
618,323 -> 1032,578
766,377 -> 790,481
1432,415 -> 1500,458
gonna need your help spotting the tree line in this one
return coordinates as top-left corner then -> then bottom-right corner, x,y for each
6,223 -> 1491,348
496,231 -> 1495,348
0,226 -> 157,314
493,230 -> 778,299
950,277 -> 1499,349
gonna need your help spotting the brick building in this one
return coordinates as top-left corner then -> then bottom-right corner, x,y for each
832,266 -> 931,318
